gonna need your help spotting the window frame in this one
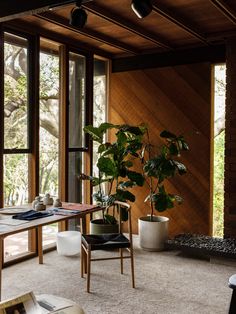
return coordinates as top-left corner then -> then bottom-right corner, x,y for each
3,28 -> 36,155
0,24 -> 108,265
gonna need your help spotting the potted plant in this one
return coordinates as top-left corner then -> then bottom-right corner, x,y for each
138,129 -> 189,251
80,122 -> 145,234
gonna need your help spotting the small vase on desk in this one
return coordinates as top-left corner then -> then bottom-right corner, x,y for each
35,201 -> 46,211
53,198 -> 62,207
43,193 -> 53,205
32,196 -> 41,209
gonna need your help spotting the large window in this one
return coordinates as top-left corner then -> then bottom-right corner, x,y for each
40,39 -> 61,247
68,52 -> 86,203
1,29 -> 108,264
69,52 -> 86,149
92,58 -> 108,213
39,39 -> 60,198
93,58 -> 107,127
4,33 -> 29,206
3,32 -> 32,261
213,64 -> 226,238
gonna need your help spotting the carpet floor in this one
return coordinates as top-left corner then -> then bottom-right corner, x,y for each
2,236 -> 235,314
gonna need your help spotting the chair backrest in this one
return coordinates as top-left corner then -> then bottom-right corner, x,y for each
113,201 -> 133,243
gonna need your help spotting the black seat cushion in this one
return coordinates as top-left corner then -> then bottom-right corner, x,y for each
82,233 -> 130,250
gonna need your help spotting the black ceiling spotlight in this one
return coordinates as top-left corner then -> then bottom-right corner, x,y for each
70,0 -> 87,28
131,0 -> 153,18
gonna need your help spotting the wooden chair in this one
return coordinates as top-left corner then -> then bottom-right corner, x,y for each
80,201 -> 135,292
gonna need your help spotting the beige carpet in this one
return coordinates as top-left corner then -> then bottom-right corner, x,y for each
2,236 -> 235,314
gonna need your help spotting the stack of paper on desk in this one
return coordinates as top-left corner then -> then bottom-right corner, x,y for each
50,208 -> 79,216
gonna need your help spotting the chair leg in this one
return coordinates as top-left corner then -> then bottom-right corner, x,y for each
229,289 -> 236,314
120,248 -> 123,274
81,244 -> 84,278
130,249 -> 135,288
87,247 -> 91,293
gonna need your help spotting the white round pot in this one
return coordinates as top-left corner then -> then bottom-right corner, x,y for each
56,231 -> 81,256
138,216 -> 169,251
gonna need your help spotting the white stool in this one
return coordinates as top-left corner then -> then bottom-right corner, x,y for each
56,231 -> 81,256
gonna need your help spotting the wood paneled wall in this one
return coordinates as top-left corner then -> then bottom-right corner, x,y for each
224,38 -> 236,238
109,63 -> 212,236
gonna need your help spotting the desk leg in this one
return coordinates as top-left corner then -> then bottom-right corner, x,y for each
80,216 -> 87,235
0,237 -> 3,301
80,217 -> 87,274
37,226 -> 43,264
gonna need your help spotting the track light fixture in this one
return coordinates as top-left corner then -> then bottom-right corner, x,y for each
70,0 -> 87,28
131,0 -> 153,18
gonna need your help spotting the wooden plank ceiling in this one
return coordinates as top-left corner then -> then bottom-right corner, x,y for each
2,0 -> 236,58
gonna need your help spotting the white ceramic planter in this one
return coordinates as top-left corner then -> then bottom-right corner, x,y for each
138,216 -> 169,251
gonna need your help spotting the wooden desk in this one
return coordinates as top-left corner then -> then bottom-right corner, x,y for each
0,203 -> 100,300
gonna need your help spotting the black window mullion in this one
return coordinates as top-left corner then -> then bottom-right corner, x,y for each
3,149 -> 31,154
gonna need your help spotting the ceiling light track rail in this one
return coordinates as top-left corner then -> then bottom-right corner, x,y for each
83,2 -> 172,50
37,12 -> 140,55
152,3 -> 208,44
210,0 -> 236,25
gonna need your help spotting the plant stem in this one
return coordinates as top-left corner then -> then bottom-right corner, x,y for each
98,170 -> 105,221
147,129 -> 155,221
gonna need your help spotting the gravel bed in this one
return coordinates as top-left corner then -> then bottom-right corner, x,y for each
166,233 -> 236,259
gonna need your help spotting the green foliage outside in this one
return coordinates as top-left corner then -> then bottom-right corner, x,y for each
213,131 -> 225,237
3,36 -> 108,206
213,65 -> 225,238
4,42 -> 60,205
39,53 -> 60,197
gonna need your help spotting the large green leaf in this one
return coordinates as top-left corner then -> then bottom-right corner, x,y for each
120,206 -> 129,221
127,170 -> 144,186
125,140 -> 143,156
97,157 -> 116,176
101,144 -> 117,157
117,130 -> 127,147
153,191 -> 175,212
181,141 -> 189,151
116,189 -> 135,202
119,125 -> 144,136
143,156 -> 163,177
84,123 -> 115,143
160,159 -> 176,179
123,160 -> 133,168
104,214 -> 117,225
98,143 -> 111,154
99,122 -> 117,133
173,160 -> 187,175
160,130 -> 176,140
169,143 -> 179,156
84,125 -> 103,143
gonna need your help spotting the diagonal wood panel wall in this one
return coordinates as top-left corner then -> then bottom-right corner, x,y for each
109,63 -> 212,236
